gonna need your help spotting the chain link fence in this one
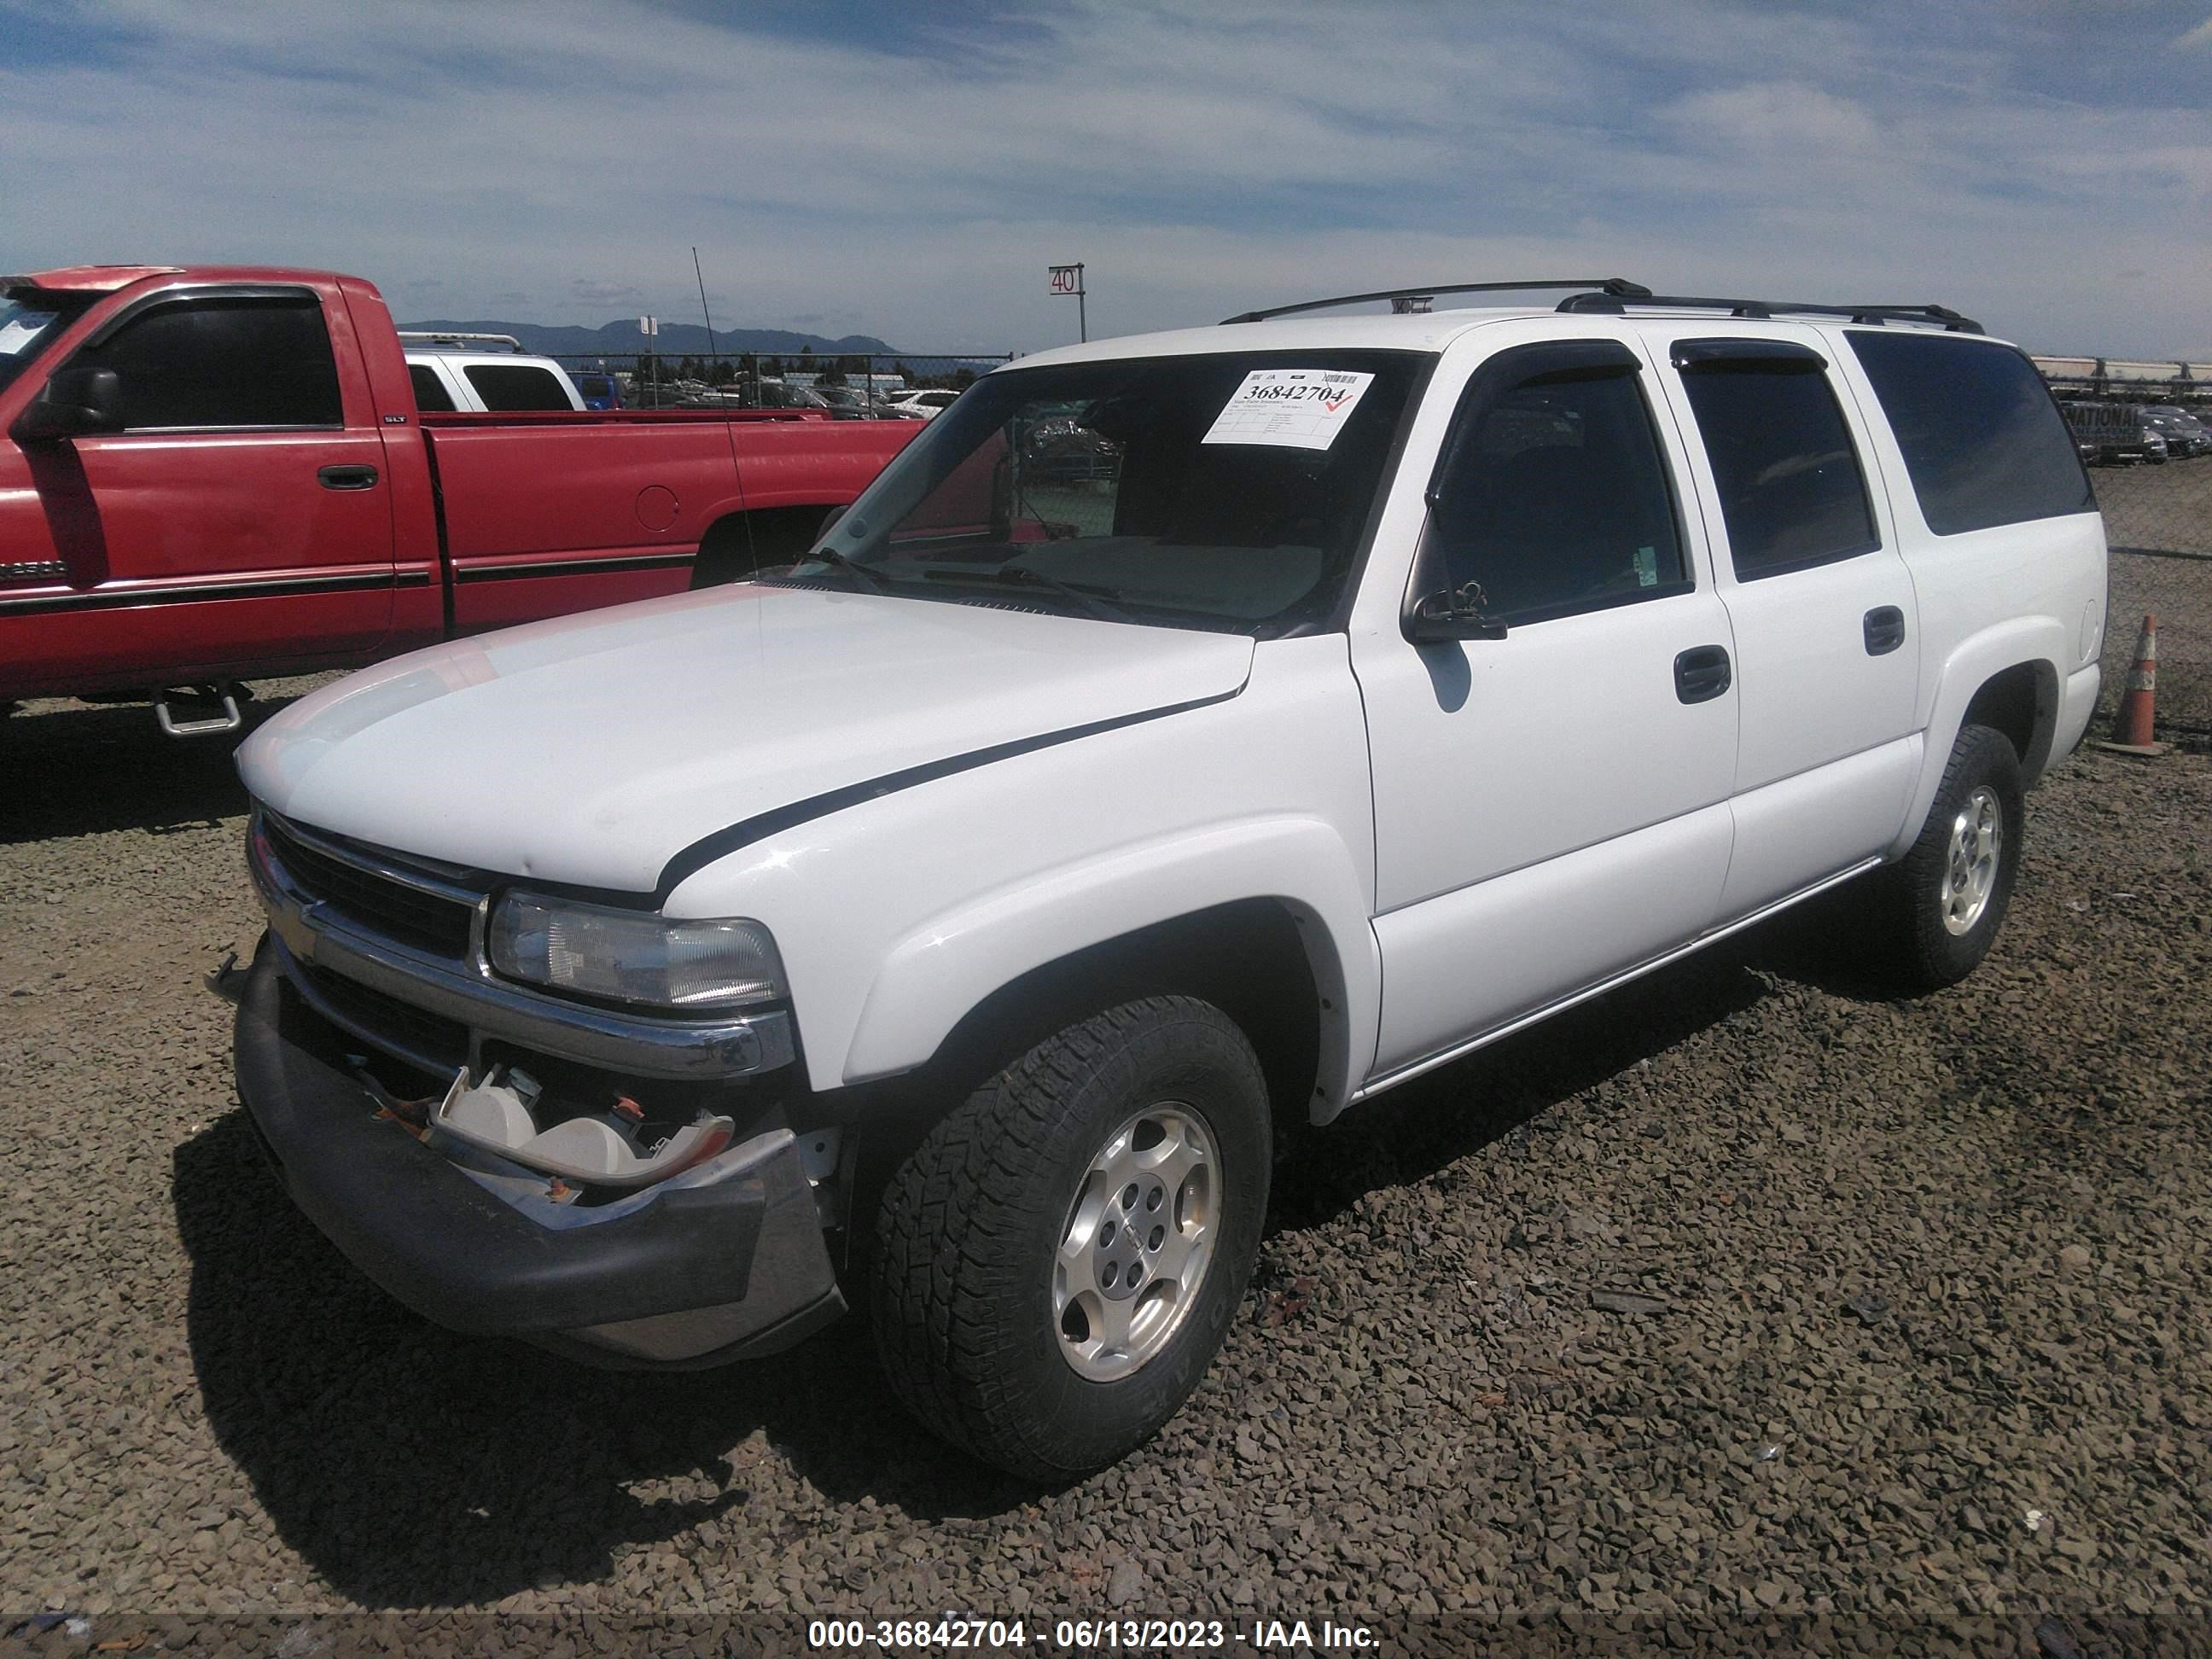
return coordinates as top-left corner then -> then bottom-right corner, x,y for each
545,351 -> 1014,416
2090,456 -> 2212,562
2102,547 -> 2212,745
2085,441 -> 2212,743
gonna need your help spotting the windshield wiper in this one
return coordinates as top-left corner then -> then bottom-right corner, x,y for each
922,562 -> 1134,622
777,545 -> 891,593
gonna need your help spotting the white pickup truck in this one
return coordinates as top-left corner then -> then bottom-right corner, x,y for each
233,279 -> 2106,1478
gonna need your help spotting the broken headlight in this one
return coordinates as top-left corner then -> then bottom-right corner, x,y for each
488,893 -> 787,1010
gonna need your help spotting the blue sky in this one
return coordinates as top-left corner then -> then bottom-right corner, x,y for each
3,0 -> 2208,356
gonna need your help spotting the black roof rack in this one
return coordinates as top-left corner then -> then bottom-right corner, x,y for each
1556,290 -> 1982,334
1218,279 -> 1983,335
1220,278 -> 1650,325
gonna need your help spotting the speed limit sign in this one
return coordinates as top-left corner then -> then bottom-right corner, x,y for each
1048,263 -> 1086,339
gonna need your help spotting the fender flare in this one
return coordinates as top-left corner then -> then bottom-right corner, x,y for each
837,816 -> 1377,1119
1890,618 -> 2066,859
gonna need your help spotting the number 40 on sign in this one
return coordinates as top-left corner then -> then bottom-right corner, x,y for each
1047,263 -> 1088,341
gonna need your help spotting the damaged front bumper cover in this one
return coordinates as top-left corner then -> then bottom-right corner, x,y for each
233,945 -> 846,1367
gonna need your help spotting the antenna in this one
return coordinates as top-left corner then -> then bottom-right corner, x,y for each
692,247 -> 720,361
693,247 -> 754,572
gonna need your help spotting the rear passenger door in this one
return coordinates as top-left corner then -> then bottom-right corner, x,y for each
1653,334 -> 1919,918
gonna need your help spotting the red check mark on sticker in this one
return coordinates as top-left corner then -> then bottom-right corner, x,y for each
1323,394 -> 1347,411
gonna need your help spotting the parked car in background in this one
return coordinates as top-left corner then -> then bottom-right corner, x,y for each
400,333 -> 584,413
572,370 -> 624,411
745,378 -> 833,413
887,388 -> 959,421
2145,405 -> 2210,457
0,265 -> 920,726
815,385 -> 881,420
2061,400 -> 2169,465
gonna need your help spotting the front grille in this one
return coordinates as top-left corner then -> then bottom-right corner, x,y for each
299,963 -> 469,1073
265,816 -> 476,959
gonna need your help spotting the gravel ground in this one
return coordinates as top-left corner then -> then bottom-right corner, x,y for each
3,603 -> 2210,1653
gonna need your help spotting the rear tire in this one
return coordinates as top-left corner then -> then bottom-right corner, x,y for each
1860,723 -> 2023,992
870,996 -> 1270,1480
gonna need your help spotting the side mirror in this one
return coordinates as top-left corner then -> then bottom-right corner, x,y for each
1405,581 -> 1509,643
818,503 -> 848,533
12,366 -> 124,444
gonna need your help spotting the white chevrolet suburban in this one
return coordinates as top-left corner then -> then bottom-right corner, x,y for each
233,279 -> 2107,1478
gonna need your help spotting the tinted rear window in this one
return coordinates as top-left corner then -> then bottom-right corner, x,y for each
463,364 -> 573,411
1848,332 -> 2093,534
409,363 -> 456,411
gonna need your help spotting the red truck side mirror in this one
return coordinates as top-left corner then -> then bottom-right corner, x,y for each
12,366 -> 124,444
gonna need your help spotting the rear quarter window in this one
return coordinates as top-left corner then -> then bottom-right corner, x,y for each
1846,332 -> 2093,535
462,364 -> 574,411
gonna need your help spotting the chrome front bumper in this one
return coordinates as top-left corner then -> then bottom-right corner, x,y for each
245,811 -> 795,1082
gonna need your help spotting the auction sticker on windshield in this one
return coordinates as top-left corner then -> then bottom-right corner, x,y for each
1202,368 -> 1375,451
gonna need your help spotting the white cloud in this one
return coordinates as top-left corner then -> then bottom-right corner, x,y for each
1660,83 -> 1886,155
572,280 -> 644,306
0,0 -> 2205,356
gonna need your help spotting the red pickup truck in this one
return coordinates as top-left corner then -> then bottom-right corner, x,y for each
0,265 -> 920,730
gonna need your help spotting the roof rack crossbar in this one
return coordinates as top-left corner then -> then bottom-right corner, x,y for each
1556,293 -> 1982,334
396,330 -> 527,352
1220,278 -> 1650,326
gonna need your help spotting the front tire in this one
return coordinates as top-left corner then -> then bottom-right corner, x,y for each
1861,723 -> 2024,992
870,996 -> 1271,1480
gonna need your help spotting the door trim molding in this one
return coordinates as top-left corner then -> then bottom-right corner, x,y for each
0,565 -> 398,616
1353,853 -> 1881,1102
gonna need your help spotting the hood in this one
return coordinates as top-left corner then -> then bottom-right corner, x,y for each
238,585 -> 1253,894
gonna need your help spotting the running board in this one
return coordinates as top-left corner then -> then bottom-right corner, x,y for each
154,684 -> 243,737
1352,856 -> 1883,1103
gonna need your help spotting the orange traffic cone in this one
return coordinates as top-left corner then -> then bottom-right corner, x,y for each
2094,614 -> 2168,757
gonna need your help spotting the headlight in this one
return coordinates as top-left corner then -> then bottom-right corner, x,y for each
488,892 -> 786,1010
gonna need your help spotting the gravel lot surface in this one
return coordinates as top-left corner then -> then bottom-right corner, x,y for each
3,556 -> 2210,1654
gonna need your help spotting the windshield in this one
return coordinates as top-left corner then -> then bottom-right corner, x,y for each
781,350 -> 1423,636
0,291 -> 94,396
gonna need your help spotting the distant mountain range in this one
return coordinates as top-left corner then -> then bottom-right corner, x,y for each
399,317 -> 898,359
